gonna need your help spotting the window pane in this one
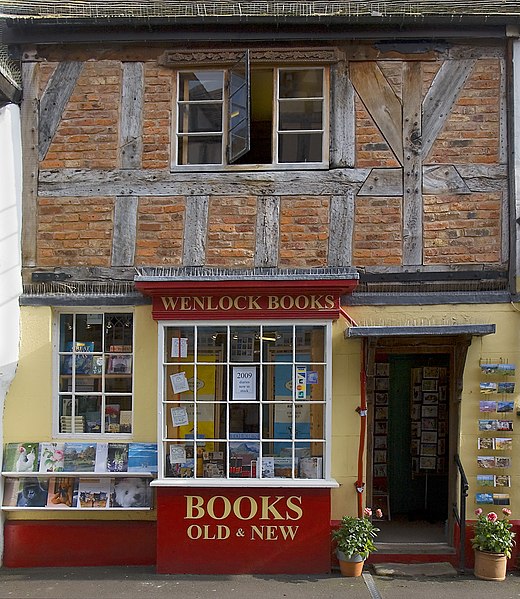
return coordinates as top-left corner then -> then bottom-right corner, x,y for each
230,326 -> 260,362
297,444 -> 324,478
196,364 -> 226,401
279,69 -> 323,98
262,442 -> 295,478
57,312 -> 133,436
104,314 -> 133,351
166,364 -> 195,401
230,403 -> 259,434
296,325 -> 325,362
177,135 -> 222,165
179,71 -> 224,101
165,326 -> 195,363
261,326 -> 293,361
229,440 -> 259,478
178,104 -> 222,134
278,99 -> 323,131
278,132 -> 322,163
203,443 -> 226,478
197,326 -> 227,360
166,441 -> 195,478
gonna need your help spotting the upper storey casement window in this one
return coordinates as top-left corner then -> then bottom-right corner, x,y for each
175,53 -> 328,169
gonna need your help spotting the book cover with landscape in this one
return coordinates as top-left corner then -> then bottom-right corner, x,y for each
127,443 -> 158,473
78,478 -> 110,508
63,443 -> 97,472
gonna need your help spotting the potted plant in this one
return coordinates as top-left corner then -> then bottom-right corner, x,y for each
471,508 -> 516,581
332,507 -> 382,577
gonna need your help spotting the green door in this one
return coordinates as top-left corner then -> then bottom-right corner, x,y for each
387,354 -> 449,521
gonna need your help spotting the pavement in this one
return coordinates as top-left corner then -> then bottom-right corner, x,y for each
0,563 -> 518,599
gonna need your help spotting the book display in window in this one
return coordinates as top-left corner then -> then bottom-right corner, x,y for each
162,324 -> 328,480
476,360 -> 515,505
2,442 -> 157,510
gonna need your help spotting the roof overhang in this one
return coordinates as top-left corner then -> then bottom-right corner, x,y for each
345,324 -> 496,338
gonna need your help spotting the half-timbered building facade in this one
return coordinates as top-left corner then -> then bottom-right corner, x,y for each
2,0 -> 520,573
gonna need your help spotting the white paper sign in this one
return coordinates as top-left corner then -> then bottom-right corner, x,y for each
232,366 -> 257,400
170,407 -> 189,427
170,372 -> 190,394
171,337 -> 188,358
169,445 -> 187,464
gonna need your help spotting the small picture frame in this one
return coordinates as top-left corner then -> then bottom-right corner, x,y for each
477,456 -> 495,469
107,354 -> 132,375
419,456 -> 436,470
422,379 -> 438,392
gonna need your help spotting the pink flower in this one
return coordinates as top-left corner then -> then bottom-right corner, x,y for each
375,509 -> 383,519
487,512 -> 498,523
475,508 -> 483,516
363,507 -> 372,517
502,508 -> 512,517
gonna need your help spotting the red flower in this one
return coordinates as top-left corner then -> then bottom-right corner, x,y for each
475,508 -> 483,516
502,508 -> 512,517
487,512 -> 498,522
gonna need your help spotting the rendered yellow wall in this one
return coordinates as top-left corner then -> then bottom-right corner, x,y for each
3,305 -> 158,521
330,302 -> 520,521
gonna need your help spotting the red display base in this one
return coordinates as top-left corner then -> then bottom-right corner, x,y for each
4,521 -> 156,568
156,487 -> 332,574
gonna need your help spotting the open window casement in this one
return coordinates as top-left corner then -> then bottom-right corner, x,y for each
227,50 -> 250,164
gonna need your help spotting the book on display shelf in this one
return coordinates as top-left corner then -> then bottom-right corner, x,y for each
3,442 -> 40,473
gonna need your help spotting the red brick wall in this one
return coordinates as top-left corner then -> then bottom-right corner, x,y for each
135,197 -> 185,265
206,196 -> 257,267
353,197 -> 402,266
38,197 -> 114,266
41,61 -> 121,170
427,59 -> 501,164
279,196 -> 330,267
143,64 -> 173,170
423,193 -> 502,264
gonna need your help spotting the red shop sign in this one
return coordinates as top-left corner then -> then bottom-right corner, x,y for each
136,278 -> 357,320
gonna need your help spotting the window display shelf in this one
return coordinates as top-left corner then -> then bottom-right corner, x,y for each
2,472 -> 155,478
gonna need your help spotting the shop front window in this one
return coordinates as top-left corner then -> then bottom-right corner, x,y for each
55,312 -> 134,435
160,322 -> 329,482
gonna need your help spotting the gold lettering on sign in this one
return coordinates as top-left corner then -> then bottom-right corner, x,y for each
160,295 -> 336,312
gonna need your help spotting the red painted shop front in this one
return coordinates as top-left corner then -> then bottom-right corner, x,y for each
156,487 -> 331,574
137,271 -> 358,574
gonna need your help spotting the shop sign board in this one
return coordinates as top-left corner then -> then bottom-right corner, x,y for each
156,487 -> 331,574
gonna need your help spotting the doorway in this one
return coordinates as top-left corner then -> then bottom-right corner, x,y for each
371,353 -> 452,544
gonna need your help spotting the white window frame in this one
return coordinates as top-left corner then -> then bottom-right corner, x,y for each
153,319 -> 337,488
173,66 -> 330,172
52,308 -> 135,438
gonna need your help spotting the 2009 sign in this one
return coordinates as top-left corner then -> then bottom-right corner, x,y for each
236,372 -> 253,379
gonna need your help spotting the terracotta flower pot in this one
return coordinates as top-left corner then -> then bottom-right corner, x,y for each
337,551 -> 365,577
474,550 -> 507,581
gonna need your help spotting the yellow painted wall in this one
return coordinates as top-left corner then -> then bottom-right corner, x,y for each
6,302 -> 520,524
330,302 -> 520,522
4,305 -> 158,521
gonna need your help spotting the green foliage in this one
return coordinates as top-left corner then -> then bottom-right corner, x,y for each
471,509 -> 516,559
332,513 -> 380,559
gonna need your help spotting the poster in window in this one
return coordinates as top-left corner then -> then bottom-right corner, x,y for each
232,366 -> 257,400
171,337 -> 188,359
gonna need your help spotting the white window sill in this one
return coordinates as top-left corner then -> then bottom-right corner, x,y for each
151,478 -> 339,488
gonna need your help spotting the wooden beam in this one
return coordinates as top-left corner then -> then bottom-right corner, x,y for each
120,62 -> 144,169
38,61 -> 83,162
328,192 -> 355,266
402,61 -> 423,265
21,59 -> 39,267
255,195 -> 280,267
38,168 -> 369,197
183,195 -> 208,266
330,60 -> 355,168
349,61 -> 403,165
422,59 -> 476,160
111,196 -> 138,267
